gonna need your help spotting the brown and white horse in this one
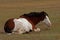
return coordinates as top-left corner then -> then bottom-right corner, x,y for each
4,11 -> 51,34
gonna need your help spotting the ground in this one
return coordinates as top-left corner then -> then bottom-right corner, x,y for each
0,0 -> 60,40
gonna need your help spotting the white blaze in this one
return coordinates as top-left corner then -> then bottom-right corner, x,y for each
43,16 -> 51,27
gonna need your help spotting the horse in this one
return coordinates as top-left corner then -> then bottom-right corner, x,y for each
4,11 -> 51,34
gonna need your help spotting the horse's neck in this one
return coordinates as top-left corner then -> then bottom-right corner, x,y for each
20,16 -> 41,25
29,17 -> 40,25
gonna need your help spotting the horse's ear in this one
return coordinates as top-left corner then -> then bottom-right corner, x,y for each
40,11 -> 45,13
41,11 -> 48,16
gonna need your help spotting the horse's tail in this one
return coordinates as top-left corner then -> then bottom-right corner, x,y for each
4,24 -> 12,33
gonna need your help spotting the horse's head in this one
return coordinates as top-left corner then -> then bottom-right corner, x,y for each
40,11 -> 51,27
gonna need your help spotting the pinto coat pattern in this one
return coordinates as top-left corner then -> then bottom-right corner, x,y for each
4,11 -> 51,34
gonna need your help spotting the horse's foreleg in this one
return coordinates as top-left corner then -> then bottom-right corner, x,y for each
32,24 -> 40,32
34,28 -> 40,32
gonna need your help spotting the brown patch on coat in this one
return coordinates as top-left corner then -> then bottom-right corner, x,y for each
4,18 -> 15,33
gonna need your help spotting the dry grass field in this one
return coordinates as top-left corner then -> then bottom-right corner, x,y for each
0,0 -> 60,40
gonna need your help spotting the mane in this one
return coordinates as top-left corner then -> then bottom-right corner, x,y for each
23,11 -> 48,17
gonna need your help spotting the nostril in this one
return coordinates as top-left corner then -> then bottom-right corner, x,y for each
48,23 -> 52,27
50,22 -> 52,26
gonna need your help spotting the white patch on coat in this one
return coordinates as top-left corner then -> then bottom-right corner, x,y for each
13,18 -> 32,34
42,16 -> 51,27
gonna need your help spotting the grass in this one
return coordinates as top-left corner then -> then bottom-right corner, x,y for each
0,0 -> 60,40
